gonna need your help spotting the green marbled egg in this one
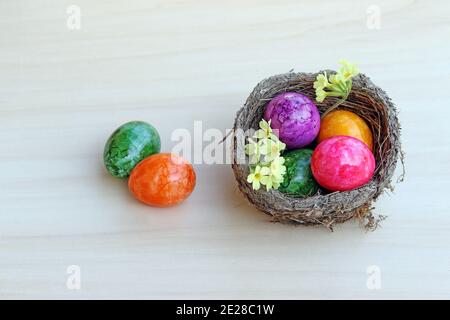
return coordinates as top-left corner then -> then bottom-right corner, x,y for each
103,121 -> 161,178
279,149 -> 319,197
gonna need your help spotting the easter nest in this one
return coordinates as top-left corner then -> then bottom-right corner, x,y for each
231,71 -> 404,230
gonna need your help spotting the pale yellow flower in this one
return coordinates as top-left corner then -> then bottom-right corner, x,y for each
314,60 -> 358,103
260,174 -> 274,191
244,118 -> 287,191
259,118 -> 272,132
259,138 -> 286,163
315,87 -> 327,103
271,173 -> 284,189
244,138 -> 260,164
329,73 -> 343,85
270,156 -> 286,180
254,119 -> 277,140
338,60 -> 359,81
313,72 -> 329,91
260,169 -> 285,191
247,165 -> 270,191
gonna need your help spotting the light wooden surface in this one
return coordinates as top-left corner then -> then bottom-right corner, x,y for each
1,0 -> 449,299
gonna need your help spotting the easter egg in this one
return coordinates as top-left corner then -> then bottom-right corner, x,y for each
278,149 -> 319,197
311,136 -> 375,191
128,153 -> 196,207
318,110 -> 373,150
104,121 -> 161,178
264,92 -> 320,149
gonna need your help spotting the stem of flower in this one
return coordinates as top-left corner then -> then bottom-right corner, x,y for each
321,97 -> 346,118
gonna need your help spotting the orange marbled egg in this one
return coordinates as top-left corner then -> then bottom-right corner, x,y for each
318,110 -> 373,151
128,153 -> 196,207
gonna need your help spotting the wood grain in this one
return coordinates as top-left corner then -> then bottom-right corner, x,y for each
0,0 -> 449,299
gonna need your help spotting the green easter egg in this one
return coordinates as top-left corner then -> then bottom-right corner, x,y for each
103,121 -> 161,178
279,149 -> 319,197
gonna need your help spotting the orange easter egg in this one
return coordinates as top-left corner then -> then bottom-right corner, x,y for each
318,110 -> 373,150
128,153 -> 196,207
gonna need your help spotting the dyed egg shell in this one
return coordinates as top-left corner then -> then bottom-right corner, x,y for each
128,153 -> 196,207
264,92 -> 320,149
278,149 -> 319,197
104,121 -> 161,178
311,136 -> 375,191
319,110 -> 374,150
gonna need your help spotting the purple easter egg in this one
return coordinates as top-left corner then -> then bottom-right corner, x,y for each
264,92 -> 320,149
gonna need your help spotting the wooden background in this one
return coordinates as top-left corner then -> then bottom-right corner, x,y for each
1,0 -> 449,299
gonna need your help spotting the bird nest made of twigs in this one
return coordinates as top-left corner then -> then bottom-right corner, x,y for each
231,71 -> 404,230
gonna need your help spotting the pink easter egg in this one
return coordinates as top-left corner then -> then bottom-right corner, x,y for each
311,136 -> 375,191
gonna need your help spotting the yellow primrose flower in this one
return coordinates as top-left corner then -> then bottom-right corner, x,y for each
259,138 -> 286,163
338,60 -> 359,81
314,60 -> 358,103
260,170 -> 285,191
247,165 -> 270,191
244,138 -> 260,164
254,119 -> 277,140
259,119 -> 272,132
260,174 -> 274,191
271,173 -> 284,189
313,72 -> 329,91
244,118 -> 287,191
315,87 -> 327,103
254,128 -> 277,140
329,73 -> 343,85
270,156 -> 286,180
